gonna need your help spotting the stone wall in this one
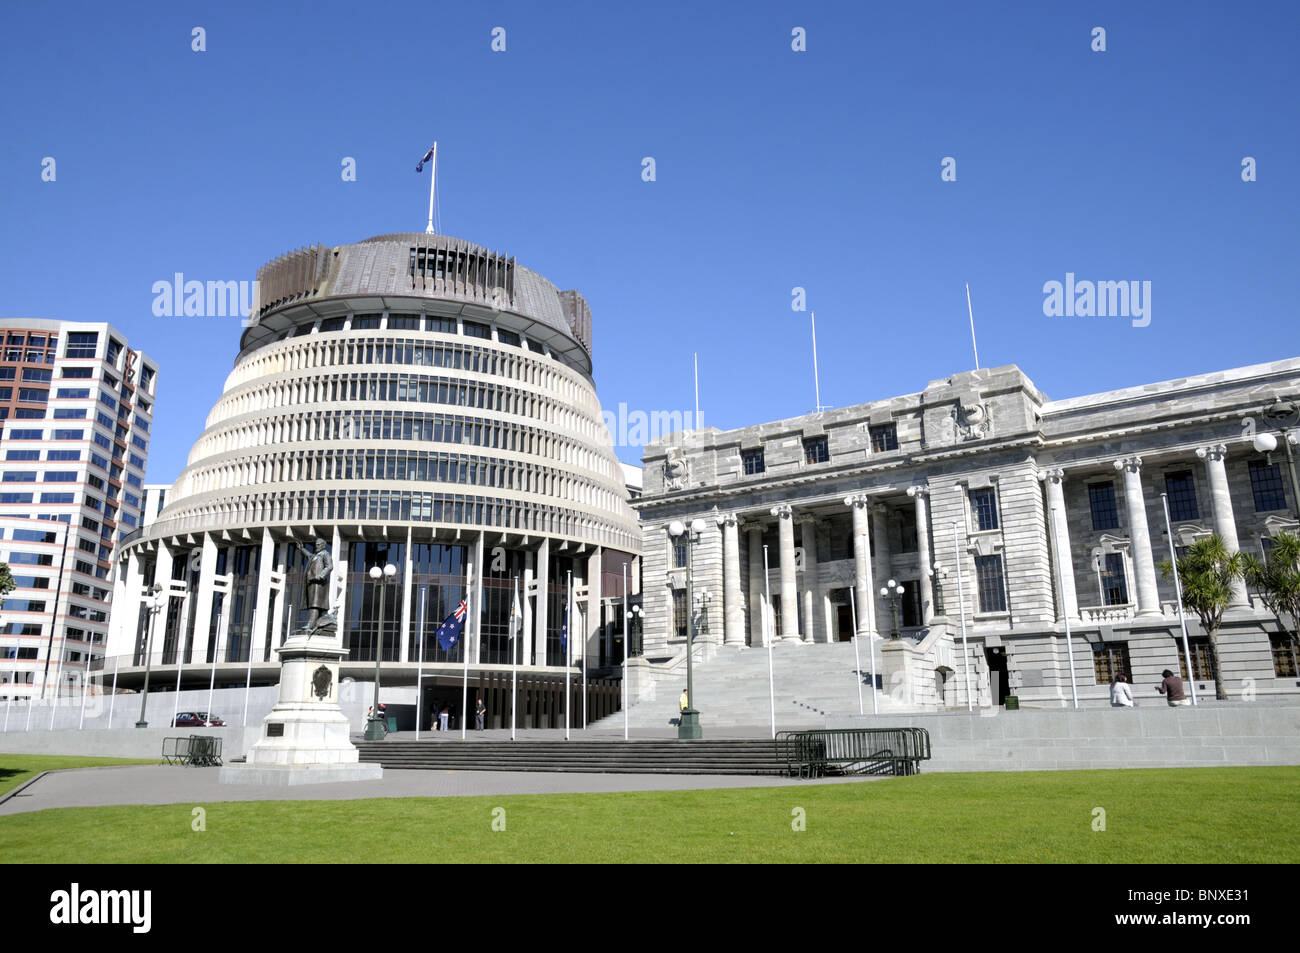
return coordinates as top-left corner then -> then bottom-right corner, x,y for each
828,704 -> 1300,772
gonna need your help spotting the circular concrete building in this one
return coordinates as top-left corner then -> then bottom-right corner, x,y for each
109,233 -> 638,728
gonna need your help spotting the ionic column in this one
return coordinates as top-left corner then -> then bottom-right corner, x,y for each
1040,468 -> 1080,621
534,537 -> 550,666
797,515 -> 820,642
717,513 -> 746,646
1116,456 -> 1161,617
745,523 -> 767,646
907,486 -> 934,624
1198,444 -> 1250,609
871,504 -> 891,630
770,504 -> 800,641
844,494 -> 877,638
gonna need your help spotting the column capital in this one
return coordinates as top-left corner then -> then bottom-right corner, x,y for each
741,519 -> 764,536
1196,443 -> 1229,462
770,503 -> 793,520
1113,455 -> 1143,474
905,485 -> 930,499
1037,467 -> 1066,485
715,511 -> 739,528
795,512 -> 819,528
843,493 -> 871,510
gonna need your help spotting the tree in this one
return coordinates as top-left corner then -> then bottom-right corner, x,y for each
1159,534 -> 1244,701
1242,532 -> 1300,666
0,562 -> 15,598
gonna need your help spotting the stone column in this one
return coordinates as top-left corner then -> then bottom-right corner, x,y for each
907,486 -> 934,624
871,504 -> 891,631
770,504 -> 800,641
745,523 -> 766,646
798,515 -> 820,642
844,494 -> 877,638
717,513 -> 746,646
1198,444 -> 1250,609
534,537 -> 550,666
1116,456 -> 1161,617
1040,468 -> 1080,621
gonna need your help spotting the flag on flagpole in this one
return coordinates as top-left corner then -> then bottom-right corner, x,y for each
415,145 -> 436,173
560,599 -> 569,654
510,582 -> 522,641
436,598 -> 468,651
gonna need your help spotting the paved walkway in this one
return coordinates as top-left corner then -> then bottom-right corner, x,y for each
0,765 -> 875,816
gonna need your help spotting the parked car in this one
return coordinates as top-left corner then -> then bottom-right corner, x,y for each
196,712 -> 225,727
171,712 -> 225,727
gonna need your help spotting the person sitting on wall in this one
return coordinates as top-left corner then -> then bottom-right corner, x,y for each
1110,673 -> 1135,708
1156,669 -> 1190,707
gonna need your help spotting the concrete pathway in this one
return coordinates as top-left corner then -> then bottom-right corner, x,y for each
0,765 -> 876,816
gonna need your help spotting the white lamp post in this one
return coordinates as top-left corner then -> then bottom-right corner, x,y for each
364,563 -> 397,740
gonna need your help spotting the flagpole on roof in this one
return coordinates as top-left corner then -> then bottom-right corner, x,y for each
419,142 -> 438,235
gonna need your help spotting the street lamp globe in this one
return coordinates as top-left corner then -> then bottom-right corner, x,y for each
1254,432 -> 1278,454
689,518 -> 706,535
369,565 -> 381,580
668,520 -> 685,537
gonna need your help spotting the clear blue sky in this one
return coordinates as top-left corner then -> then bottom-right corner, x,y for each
2,1 -> 1297,484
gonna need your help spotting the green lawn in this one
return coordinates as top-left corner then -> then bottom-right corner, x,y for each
0,755 -> 154,797
1,765 -> 1296,863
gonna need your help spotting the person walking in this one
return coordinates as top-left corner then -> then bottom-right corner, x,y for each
1110,673 -> 1135,708
439,704 -> 450,732
1156,669 -> 1190,707
475,696 -> 487,731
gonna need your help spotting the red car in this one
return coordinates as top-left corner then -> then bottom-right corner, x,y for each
171,712 -> 225,727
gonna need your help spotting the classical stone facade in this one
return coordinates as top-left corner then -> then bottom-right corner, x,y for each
635,359 -> 1300,709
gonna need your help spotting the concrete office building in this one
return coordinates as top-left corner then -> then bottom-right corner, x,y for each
107,233 -> 639,726
633,358 -> 1300,710
0,320 -> 158,701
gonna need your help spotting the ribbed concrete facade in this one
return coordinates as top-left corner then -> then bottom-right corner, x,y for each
107,234 -> 638,718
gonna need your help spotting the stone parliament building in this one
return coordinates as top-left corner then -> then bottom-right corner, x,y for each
634,358 -> 1300,709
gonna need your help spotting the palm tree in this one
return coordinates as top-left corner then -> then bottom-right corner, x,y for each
1242,532 -> 1300,670
1159,534 -> 1244,701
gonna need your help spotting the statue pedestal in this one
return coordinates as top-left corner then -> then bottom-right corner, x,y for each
219,632 -> 382,786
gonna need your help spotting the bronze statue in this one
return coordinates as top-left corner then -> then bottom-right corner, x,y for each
294,538 -> 333,633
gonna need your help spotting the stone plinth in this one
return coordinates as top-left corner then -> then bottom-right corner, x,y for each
220,632 -> 382,785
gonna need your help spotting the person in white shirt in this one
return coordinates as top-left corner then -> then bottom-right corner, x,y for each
1110,673 -> 1135,708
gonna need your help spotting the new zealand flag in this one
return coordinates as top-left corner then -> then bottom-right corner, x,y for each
436,599 -> 468,651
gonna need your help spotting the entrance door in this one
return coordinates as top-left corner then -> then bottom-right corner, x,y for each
836,604 -> 854,642
985,647 -> 1010,706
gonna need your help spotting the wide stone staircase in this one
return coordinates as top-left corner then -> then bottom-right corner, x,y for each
356,738 -> 791,775
593,640 -> 908,731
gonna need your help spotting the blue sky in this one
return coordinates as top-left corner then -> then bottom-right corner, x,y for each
1,0 -> 1297,483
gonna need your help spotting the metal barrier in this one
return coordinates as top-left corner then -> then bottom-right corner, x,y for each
776,728 -> 931,779
159,736 -> 223,767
